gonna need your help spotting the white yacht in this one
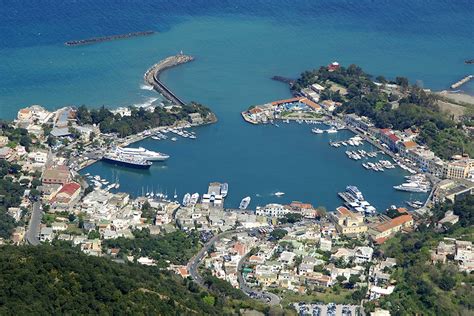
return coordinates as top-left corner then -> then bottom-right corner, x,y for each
239,196 -> 251,210
116,146 -> 169,161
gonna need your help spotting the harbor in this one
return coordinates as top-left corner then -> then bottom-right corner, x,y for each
80,122 -> 428,211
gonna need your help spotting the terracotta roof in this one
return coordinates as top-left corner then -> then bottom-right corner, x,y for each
388,134 -> 400,143
57,182 -> 81,196
300,98 -> 322,110
403,141 -> 417,149
374,214 -> 413,233
271,97 -> 302,105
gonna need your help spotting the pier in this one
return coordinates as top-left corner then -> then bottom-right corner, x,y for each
450,75 -> 473,89
271,75 -> 295,86
144,54 -> 195,106
65,31 -> 155,46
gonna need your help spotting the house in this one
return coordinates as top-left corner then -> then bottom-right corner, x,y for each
332,206 -> 367,236
369,285 -> 395,300
51,222 -> 68,232
28,151 -> 48,164
319,237 -> 332,252
0,136 -> 8,147
377,129 -> 400,152
438,210 -> 459,228
328,61 -> 340,72
42,165 -> 70,185
369,214 -> 414,243
188,113 -> 204,125
39,227 -> 55,242
0,147 -> 12,160
354,246 -> 374,263
7,207 -> 22,222
279,251 -> 296,265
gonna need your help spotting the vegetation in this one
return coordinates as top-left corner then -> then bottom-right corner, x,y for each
0,120 -> 34,150
293,65 -> 474,159
365,197 -> 474,315
0,161 -> 26,239
0,244 -> 258,315
103,230 -> 201,267
75,102 -> 213,137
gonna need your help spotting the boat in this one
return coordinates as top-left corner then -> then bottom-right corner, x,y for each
326,128 -> 338,134
239,196 -> 251,210
102,152 -> 152,169
182,193 -> 191,206
173,189 -> 178,200
274,192 -> 285,196
116,146 -> 169,161
190,193 -> 200,205
220,183 -> 228,197
312,128 -> 324,134
346,186 -> 364,201
394,182 -> 429,193
171,137 -> 178,141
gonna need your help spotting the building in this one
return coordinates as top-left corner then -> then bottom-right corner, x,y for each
442,156 -> 474,180
328,61 -> 340,72
189,113 -> 204,125
256,203 -> 291,218
434,179 -> 474,203
344,113 -> 374,132
369,214 -> 414,243
42,165 -> 70,185
0,147 -> 12,160
52,182 -> 81,207
39,227 -> 55,242
332,206 -> 367,236
377,129 -> 400,152
0,136 -> 8,147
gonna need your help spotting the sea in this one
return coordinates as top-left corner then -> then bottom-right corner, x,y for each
1,0 -> 473,210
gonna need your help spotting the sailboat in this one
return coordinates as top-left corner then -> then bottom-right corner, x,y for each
173,189 -> 178,200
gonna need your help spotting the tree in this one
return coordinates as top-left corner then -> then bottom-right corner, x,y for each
336,275 -> 346,283
270,229 -> 288,240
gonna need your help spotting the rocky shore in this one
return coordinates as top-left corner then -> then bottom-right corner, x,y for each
65,31 -> 155,46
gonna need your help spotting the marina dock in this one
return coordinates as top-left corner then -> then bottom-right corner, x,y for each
65,31 -> 155,46
144,53 -> 195,106
450,75 -> 473,89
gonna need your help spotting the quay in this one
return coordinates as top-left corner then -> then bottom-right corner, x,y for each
450,75 -> 473,89
144,53 -> 195,106
65,31 -> 155,46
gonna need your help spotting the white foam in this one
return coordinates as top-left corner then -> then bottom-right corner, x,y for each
140,84 -> 154,91
133,97 -> 158,108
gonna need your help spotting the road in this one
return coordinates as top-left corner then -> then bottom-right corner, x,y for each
237,251 -> 281,305
187,227 -> 281,306
26,201 -> 42,245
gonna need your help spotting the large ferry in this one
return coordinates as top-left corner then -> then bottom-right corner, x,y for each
102,152 -> 152,169
117,146 -> 169,161
346,186 -> 364,201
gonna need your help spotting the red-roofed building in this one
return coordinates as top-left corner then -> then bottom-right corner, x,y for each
328,61 -> 340,72
377,128 -> 400,152
369,214 -> 414,242
52,182 -> 81,207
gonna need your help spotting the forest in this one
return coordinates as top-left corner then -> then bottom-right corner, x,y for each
75,102 -> 213,137
0,243 -> 266,315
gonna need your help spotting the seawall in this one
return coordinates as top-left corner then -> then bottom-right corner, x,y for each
144,54 -> 195,106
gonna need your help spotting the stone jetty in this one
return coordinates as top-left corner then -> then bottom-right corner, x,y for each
65,31 -> 155,46
450,75 -> 473,89
144,53 -> 195,106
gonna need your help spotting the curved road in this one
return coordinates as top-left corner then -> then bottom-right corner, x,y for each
187,227 -> 281,306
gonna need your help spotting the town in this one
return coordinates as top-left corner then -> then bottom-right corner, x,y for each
0,61 -> 473,316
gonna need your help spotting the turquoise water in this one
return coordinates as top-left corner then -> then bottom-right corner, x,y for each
1,1 -> 473,209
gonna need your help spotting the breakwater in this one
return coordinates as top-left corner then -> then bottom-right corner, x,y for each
271,75 -> 295,86
450,75 -> 473,89
65,31 -> 155,46
144,54 -> 195,106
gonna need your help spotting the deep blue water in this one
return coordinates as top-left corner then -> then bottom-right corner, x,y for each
1,0 -> 473,209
